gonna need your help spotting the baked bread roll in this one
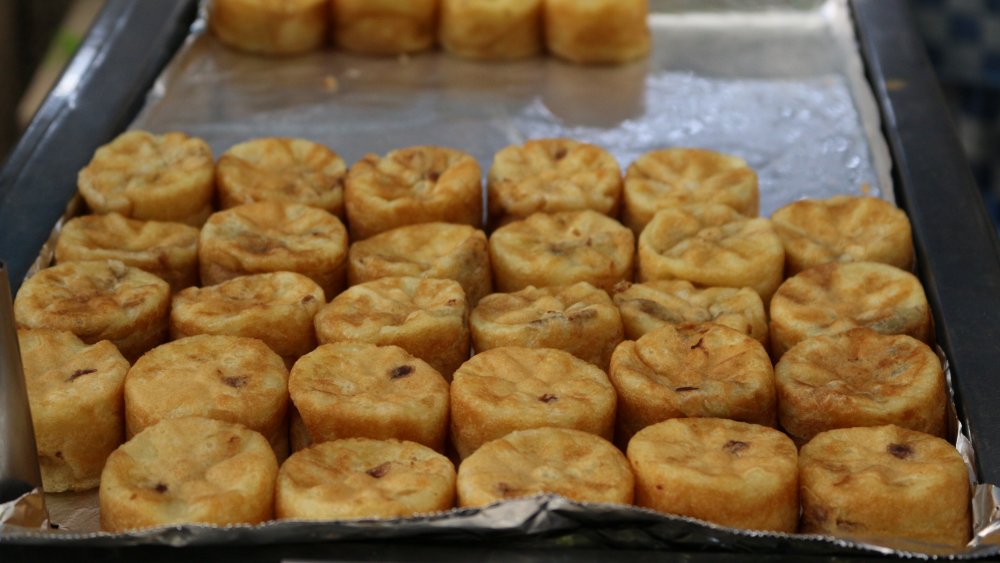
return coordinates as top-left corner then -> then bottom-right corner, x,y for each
636,204 -> 784,304
771,195 -> 914,275
99,417 -> 278,531
331,0 -> 437,55
439,0 -> 542,60
210,0 -> 327,55
55,213 -> 199,292
800,425 -> 970,548
450,346 -> 616,459
171,272 -> 325,366
769,261 -> 933,358
489,210 -> 634,293
314,276 -> 469,380
78,130 -> 214,226
613,280 -> 767,345
217,137 -> 347,216
345,146 -> 482,240
348,222 -> 492,305
628,418 -> 798,532
17,329 -> 128,492
276,438 -> 455,519
124,334 -> 290,459
544,0 -> 651,64
623,148 -> 759,234
487,138 -> 622,226
470,282 -> 623,370
609,323 -> 776,442
775,328 -> 947,443
289,342 -> 449,451
199,201 -> 348,297
14,260 -> 170,362
457,427 -> 633,507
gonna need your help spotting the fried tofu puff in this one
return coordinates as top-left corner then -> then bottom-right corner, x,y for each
78,130 -> 214,226
210,0 -> 327,55
489,210 -> 634,294
487,138 -> 622,227
331,0 -> 437,55
636,204 -> 784,304
544,0 -> 651,64
623,148 -> 759,235
439,0 -> 543,61
345,146 -> 482,240
217,137 -> 347,217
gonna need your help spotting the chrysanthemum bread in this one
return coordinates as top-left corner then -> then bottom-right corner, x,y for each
449,347 -> 616,459
99,417 -> 278,532
210,0 -> 327,55
348,222 -> 492,305
289,343 -> 449,451
331,0 -> 437,55
314,276 -> 469,380
124,335 -> 290,458
171,272 -> 325,366
544,0 -> 651,64
487,138 -> 622,226
439,0 -> 543,61
608,323 -> 776,442
613,280 -> 767,345
13,260 -> 170,362
344,146 -> 482,240
628,418 -> 798,532
199,201 -> 348,297
276,438 -> 455,520
77,130 -> 214,226
771,195 -> 914,275
17,329 -> 128,492
470,282 -> 623,370
489,210 -> 634,293
623,148 -> 759,234
217,137 -> 347,216
636,204 -> 784,303
799,425 -> 970,548
769,261 -> 933,358
457,427 -> 633,507
775,328 -> 947,443
55,213 -> 199,292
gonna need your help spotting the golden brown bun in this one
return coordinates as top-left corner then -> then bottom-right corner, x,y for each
628,417 -> 798,532
799,425 -> 970,548
544,0 -> 650,64
457,427 -> 633,507
77,130 -> 214,225
331,0 -> 437,55
439,0 -> 542,60
210,0 -> 327,55
100,416 -> 278,531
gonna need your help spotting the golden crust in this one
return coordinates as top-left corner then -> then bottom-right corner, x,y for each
77,130 -> 215,225
457,427 -> 633,507
544,0 -> 650,64
210,0 -> 327,55
331,0 -> 437,55
276,438 -> 455,519
799,425 -> 970,548
439,0 -> 542,60
99,416 -> 278,531
628,418 -> 798,532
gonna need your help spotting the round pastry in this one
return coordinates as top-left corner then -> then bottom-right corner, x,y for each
217,137 -> 347,216
348,222 -> 492,305
276,438 -> 455,520
77,130 -> 214,226
769,261 -> 933,358
628,417 -> 798,532
489,210 -> 634,294
623,148 -> 759,234
314,276 -> 469,380
470,281 -> 623,370
17,329 -> 128,492
457,427 -> 633,507
210,0 -> 327,55
331,0 -> 437,55
799,425 -> 970,548
199,201 -> 349,297
14,260 -> 170,362
487,138 -> 622,226
450,346 -> 616,459
439,0 -> 543,61
99,416 -> 278,531
544,0 -> 651,64
771,195 -> 914,275
289,342 -> 449,451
